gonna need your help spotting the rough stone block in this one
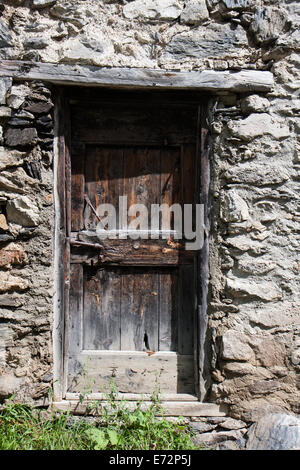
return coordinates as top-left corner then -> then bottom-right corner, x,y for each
6,196 -> 39,227
227,113 -> 290,141
0,271 -> 29,292
0,168 -> 37,193
123,0 -> 183,20
220,189 -> 249,223
180,0 -> 209,25
7,85 -> 30,109
240,95 -> 270,114
5,128 -> 38,147
225,162 -> 289,186
162,23 -> 248,63
226,277 -> 282,301
0,77 -> 12,105
0,21 -> 13,48
32,0 -> 57,8
249,7 -> 289,46
0,243 -> 27,268
247,413 -> 300,450
0,147 -> 25,170
221,330 -> 255,362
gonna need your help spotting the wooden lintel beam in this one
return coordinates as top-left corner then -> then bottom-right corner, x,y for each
0,60 -> 274,92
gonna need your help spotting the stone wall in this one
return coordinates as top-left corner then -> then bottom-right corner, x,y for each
0,0 -> 299,423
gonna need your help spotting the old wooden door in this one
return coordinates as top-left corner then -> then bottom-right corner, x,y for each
64,89 -> 203,398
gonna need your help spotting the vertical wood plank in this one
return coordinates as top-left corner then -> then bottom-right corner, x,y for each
68,264 -> 83,354
178,263 -> 195,355
124,147 -> 160,230
71,143 -> 85,232
84,146 -> 123,230
121,268 -> 159,351
160,147 -> 180,232
83,267 -> 121,350
158,269 -> 178,352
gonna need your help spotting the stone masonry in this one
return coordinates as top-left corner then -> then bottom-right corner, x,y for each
0,0 -> 299,447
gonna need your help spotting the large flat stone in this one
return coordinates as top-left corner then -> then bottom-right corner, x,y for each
226,277 -> 282,301
225,163 -> 289,185
247,413 -> 300,450
162,23 -> 248,63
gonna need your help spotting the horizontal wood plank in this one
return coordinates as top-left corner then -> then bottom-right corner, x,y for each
67,352 -> 194,394
52,400 -> 229,417
70,232 -> 195,265
0,60 -> 274,92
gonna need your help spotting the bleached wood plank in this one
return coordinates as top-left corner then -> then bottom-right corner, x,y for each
0,60 -> 274,92
65,393 -> 199,401
52,400 -> 228,417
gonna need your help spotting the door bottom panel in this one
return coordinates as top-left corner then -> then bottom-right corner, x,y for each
67,351 -> 194,394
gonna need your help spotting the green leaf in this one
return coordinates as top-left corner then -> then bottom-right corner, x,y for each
107,429 -> 119,446
86,428 -> 109,450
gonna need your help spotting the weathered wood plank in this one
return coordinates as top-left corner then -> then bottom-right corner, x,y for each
83,267 -> 121,350
70,232 -> 195,266
68,264 -> 83,355
67,352 -> 194,394
120,268 -> 159,351
52,400 -> 229,417
0,60 -> 274,92
71,143 -> 85,232
72,105 -> 198,145
65,392 -> 199,401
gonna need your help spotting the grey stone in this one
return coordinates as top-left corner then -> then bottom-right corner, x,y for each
220,418 -> 247,430
123,0 -> 183,21
249,380 -> 281,396
190,421 -> 218,433
220,189 -> 249,223
227,114 -> 290,141
5,128 -> 38,147
163,23 -> 248,62
0,147 -> 25,170
0,375 -> 23,399
247,413 -> 300,450
222,0 -> 255,10
60,37 -> 114,66
221,330 -> 254,362
195,429 -> 246,446
0,271 -> 29,293
0,21 -> 13,48
249,7 -> 290,46
0,107 -> 12,118
180,0 -> 209,25
50,3 -> 89,28
32,0 -> 57,8
0,168 -> 36,193
0,78 -> 12,105
241,95 -> 270,114
24,37 -> 48,49
226,278 -> 282,301
225,163 -> 290,186
6,196 -> 39,227
7,85 -> 30,110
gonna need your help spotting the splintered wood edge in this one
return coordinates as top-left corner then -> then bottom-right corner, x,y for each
0,60 -> 274,92
51,400 -> 228,417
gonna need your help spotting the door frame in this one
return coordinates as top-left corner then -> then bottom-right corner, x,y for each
53,87 -> 212,404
